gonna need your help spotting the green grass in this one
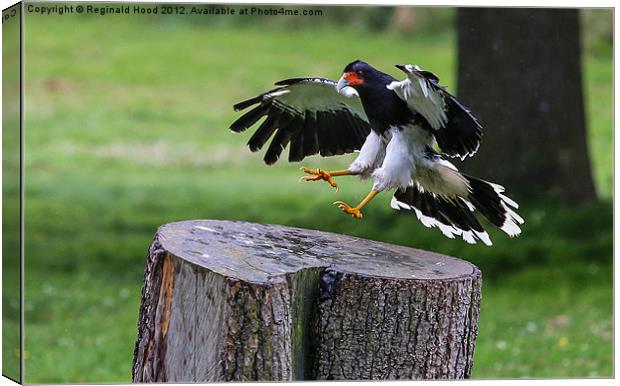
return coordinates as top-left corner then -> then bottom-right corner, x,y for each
19,13 -> 612,382
3,8 -> 22,380
474,264 -> 612,378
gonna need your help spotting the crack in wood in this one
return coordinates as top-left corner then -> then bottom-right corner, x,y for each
132,220 -> 482,382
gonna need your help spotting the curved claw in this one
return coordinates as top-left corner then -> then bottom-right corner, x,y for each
299,167 -> 339,191
333,201 -> 363,219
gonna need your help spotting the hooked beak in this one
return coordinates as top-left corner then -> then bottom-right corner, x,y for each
337,71 -> 363,92
336,75 -> 348,92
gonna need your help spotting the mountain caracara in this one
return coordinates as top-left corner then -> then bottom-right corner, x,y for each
230,60 -> 523,246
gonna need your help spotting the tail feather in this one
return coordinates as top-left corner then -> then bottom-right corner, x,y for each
464,175 -> 524,237
392,174 -> 523,246
392,184 -> 493,246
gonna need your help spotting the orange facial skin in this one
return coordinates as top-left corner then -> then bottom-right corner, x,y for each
343,71 -> 364,86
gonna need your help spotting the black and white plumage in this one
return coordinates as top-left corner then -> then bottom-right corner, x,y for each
230,60 -> 523,246
388,64 -> 482,159
231,78 -> 371,164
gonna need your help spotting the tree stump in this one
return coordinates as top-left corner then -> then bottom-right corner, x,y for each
132,220 -> 482,382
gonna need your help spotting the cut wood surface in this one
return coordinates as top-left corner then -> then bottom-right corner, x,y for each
132,220 -> 482,382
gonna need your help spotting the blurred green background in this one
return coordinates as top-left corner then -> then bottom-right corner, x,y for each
12,5 -> 613,382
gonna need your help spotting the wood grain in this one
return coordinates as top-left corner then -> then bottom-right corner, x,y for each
132,220 -> 482,382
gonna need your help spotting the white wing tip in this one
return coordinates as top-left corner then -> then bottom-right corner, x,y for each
390,196 -> 401,210
386,81 -> 399,90
339,86 -> 359,98
475,231 -> 493,246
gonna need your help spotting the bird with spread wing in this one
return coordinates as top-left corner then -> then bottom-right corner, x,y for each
230,60 -> 523,246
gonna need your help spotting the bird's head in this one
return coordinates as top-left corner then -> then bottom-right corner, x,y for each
336,60 -> 375,92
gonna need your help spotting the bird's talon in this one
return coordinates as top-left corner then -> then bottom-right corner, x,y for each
300,167 -> 339,191
333,201 -> 363,219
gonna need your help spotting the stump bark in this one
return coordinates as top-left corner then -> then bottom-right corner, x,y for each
132,220 -> 482,382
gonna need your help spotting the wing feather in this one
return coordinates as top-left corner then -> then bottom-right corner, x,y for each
248,113 -> 280,152
302,111 -> 320,156
264,113 -> 296,164
231,78 -> 371,164
389,64 -> 483,160
288,129 -> 304,162
230,102 -> 272,132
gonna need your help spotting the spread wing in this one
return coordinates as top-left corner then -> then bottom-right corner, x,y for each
230,78 -> 372,165
388,64 -> 482,160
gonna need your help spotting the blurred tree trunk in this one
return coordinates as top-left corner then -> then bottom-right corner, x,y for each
393,8 -> 415,32
456,8 -> 596,203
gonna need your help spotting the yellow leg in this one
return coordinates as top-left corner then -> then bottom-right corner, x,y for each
300,168 -> 356,191
327,170 -> 354,177
333,190 -> 379,219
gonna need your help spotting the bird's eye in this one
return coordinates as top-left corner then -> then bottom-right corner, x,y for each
357,70 -> 364,76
